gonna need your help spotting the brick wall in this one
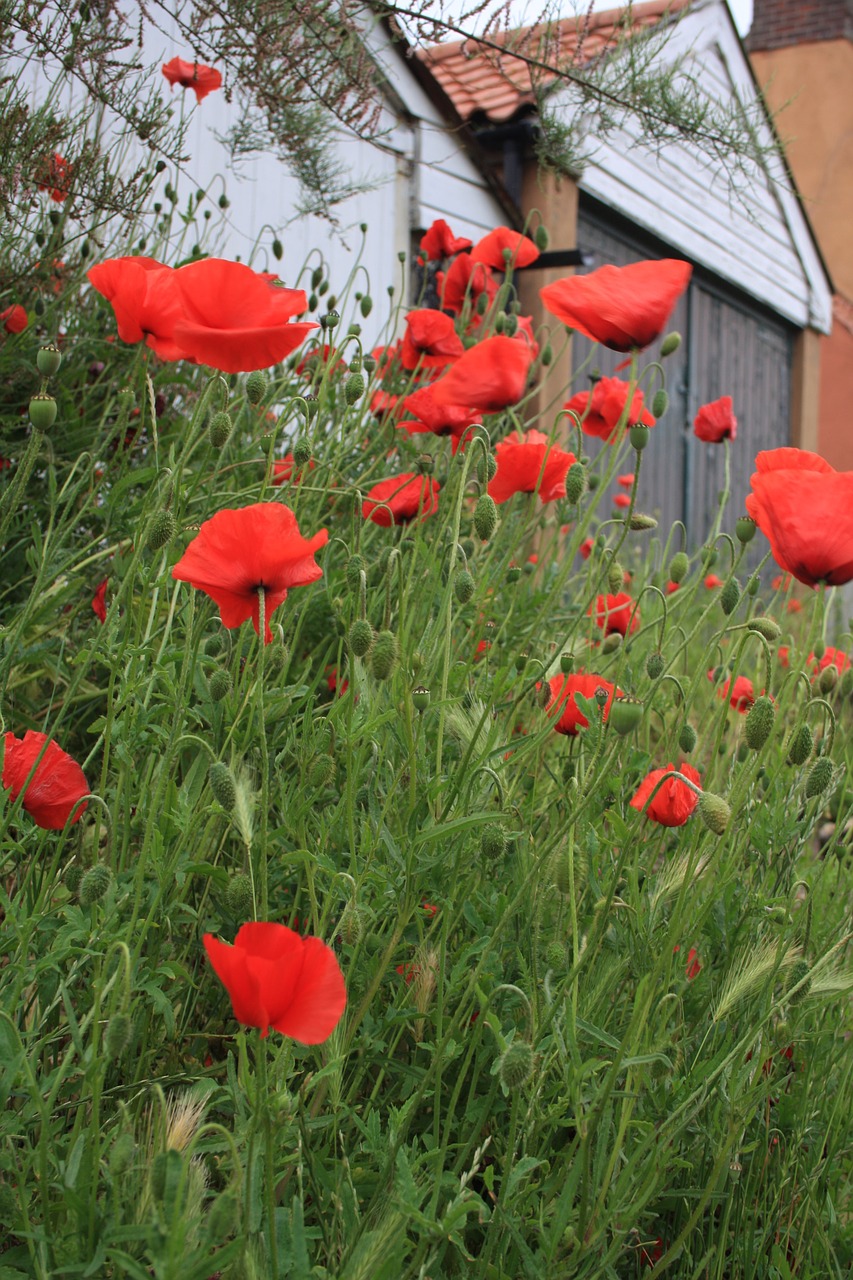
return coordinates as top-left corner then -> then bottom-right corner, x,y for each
747,0 -> 853,50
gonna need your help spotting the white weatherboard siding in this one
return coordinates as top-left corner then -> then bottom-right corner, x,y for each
565,0 -> 831,333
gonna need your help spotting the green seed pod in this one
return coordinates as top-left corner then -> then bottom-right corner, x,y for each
698,792 -> 731,836
309,755 -> 335,789
79,863 -> 112,906
345,372 -> 365,404
679,723 -> 697,754
146,510 -> 177,552
785,724 -> 813,766
321,309 -> 340,331
209,410 -> 232,448
787,957 -> 811,1004
805,757 -> 833,798
646,652 -> 664,680
349,618 -> 373,657
209,762 -> 237,811
37,344 -> 62,377
109,1132 -> 136,1177
226,872 -> 254,919
630,423 -> 650,451
560,652 -> 574,675
819,664 -> 838,694
735,516 -> 757,544
105,1012 -> 133,1060
293,438 -> 312,466
345,554 -> 366,592
506,563 -> 521,584
412,685 -> 430,712
544,940 -> 566,970
669,552 -> 689,583
541,342 -> 553,366
651,389 -> 669,419
209,669 -> 232,702
746,616 -> 781,642
474,493 -> 498,541
455,570 -> 475,604
565,462 -> 586,504
745,695 -> 775,750
28,393 -> 57,431
660,331 -> 682,357
534,223 -> 549,251
481,823 -> 506,860
609,697 -> 643,736
720,578 -> 741,616
607,559 -> 624,594
371,630 -> 398,680
498,1040 -> 534,1089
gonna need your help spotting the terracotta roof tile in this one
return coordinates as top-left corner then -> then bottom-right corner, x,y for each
420,0 -> 691,123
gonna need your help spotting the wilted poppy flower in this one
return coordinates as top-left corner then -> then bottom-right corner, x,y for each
546,672 -> 620,735
704,574 -> 723,589
363,473 -> 440,526
745,448 -> 853,587
172,502 -> 327,643
541,259 -> 692,352
37,152 -> 71,202
162,57 -> 223,102
563,376 -> 655,442
470,226 -> 539,270
431,336 -> 534,413
400,309 -> 464,371
488,428 -> 575,504
694,395 -> 737,443
707,669 -> 755,712
630,761 -> 701,827
203,922 -> 345,1042
3,730 -> 89,829
589,593 -> 639,637
92,578 -> 108,623
437,253 -> 499,314
1,304 -> 27,334
398,384 -> 479,453
420,219 -> 472,261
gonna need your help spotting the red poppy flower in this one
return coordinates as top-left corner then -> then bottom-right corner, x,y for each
421,900 -> 438,917
437,254 -> 499,314
666,580 -> 680,594
400,309 -> 464,371
589,593 -> 639,637
172,502 -> 327,643
161,56 -> 223,102
370,389 -> 400,420
398,384 -> 479,453
295,344 -> 345,379
326,666 -> 349,697
430,336 -> 534,413
640,1239 -> 666,1268
707,670 -> 755,712
396,960 -> 418,986
685,947 -> 702,980
809,646 -> 850,676
613,492 -> 631,509
778,645 -> 789,668
420,219 -> 472,261
3,730 -> 89,829
470,226 -> 539,270
745,448 -> 853,587
37,152 -> 71,202
617,473 -> 635,488
704,574 -> 723,589
541,259 -> 692,352
271,456 -> 315,485
487,428 -> 574,504
203,922 -> 345,1043
563,376 -> 655,442
580,537 -> 594,560
1,304 -> 27,334
787,599 -> 802,613
772,573 -> 793,591
362,473 -> 440,526
545,672 -> 620,735
630,761 -> 701,827
694,395 -> 736,443
92,578 -> 108,623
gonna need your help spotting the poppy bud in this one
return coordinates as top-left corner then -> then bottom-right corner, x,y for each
208,410 -> 232,448
628,513 -> 658,531
245,371 -> 267,405
455,570 -> 475,604
805,757 -> 832,798
735,516 -> 757,544
646,652 -> 664,679
321,309 -> 340,331
785,724 -> 812,766
105,1012 -> 133,1060
679,723 -> 697,753
698,791 -> 731,836
209,669 -> 232,702
503,313 -> 518,337
269,236 -> 283,260
669,552 -> 689,583
498,1040 -> 534,1089
412,685 -> 430,712
541,342 -> 553,366
630,423 -> 650,452
371,630 -> 399,680
349,619 -> 373,657
651,389 -> 669,419
819,665 -> 838,694
607,559 -> 624,594
357,294 -> 373,319
309,293 -> 318,310
345,372 -> 365,404
660,331 -> 682,357
147,509 -> 177,552
79,863 -> 113,906
787,957 -> 811,1004
474,494 -> 498,542
343,557 -> 365,597
737,742 -> 749,763
28,393 -> 57,431
745,695 -> 775,750
226,872 -> 254,918
207,1191 -> 240,1241
293,438 -> 312,466
109,1132 -> 135,1176
65,862 -> 85,895
544,941 -> 565,970
494,312 -> 506,334
745,616 -> 781,643
209,762 -> 237,811
841,668 -> 853,698
534,223 -> 549,251
265,642 -> 288,676
565,462 -> 586,505
309,755 -> 335,788
609,696 -> 643,736
37,344 -> 62,377
720,578 -> 740,616
602,633 -> 622,653
481,823 -> 506,860
340,903 -> 366,946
